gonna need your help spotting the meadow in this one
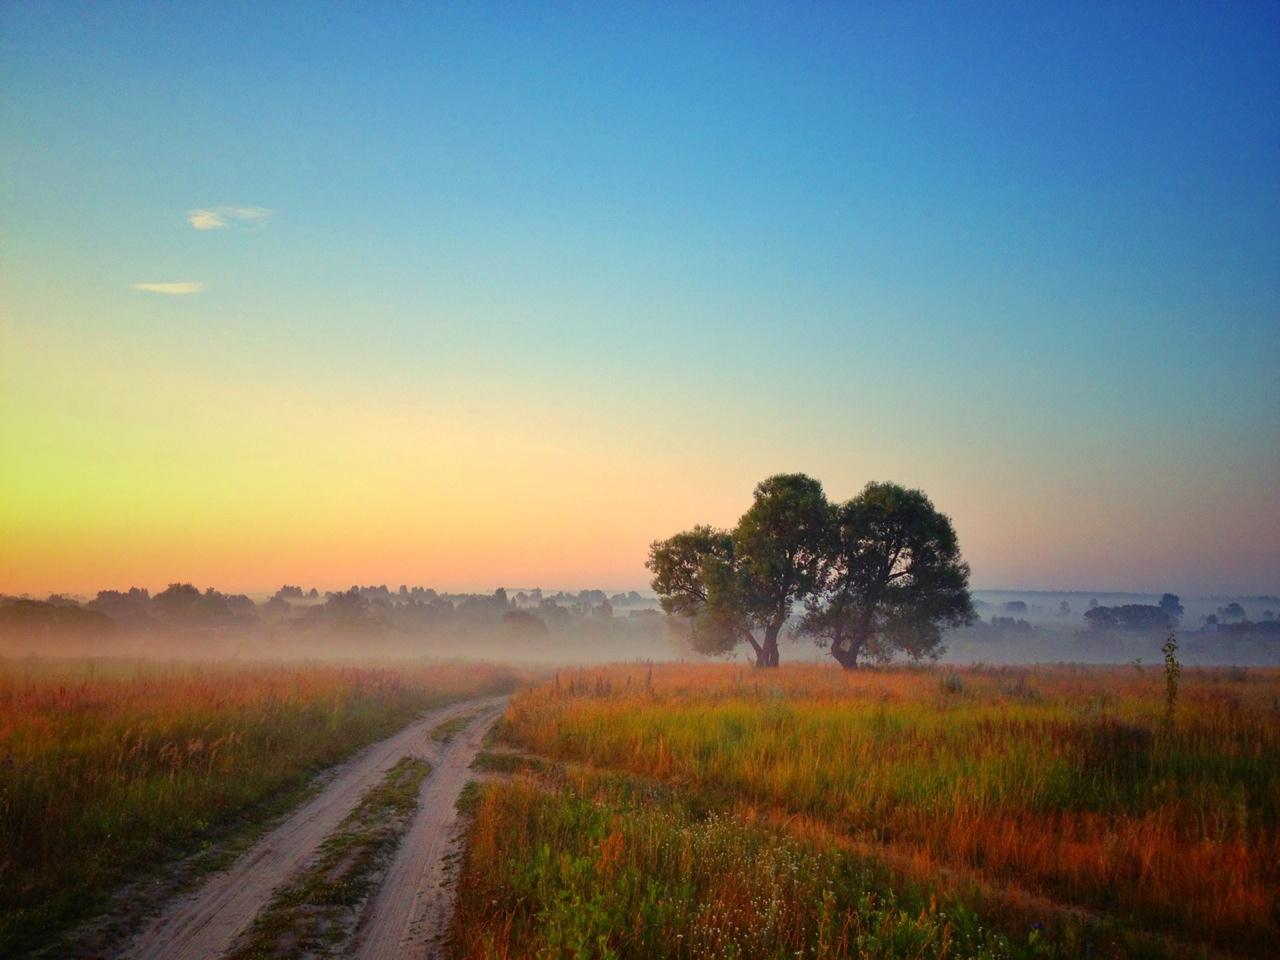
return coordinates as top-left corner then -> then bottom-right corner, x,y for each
0,657 -> 518,955
455,663 -> 1280,959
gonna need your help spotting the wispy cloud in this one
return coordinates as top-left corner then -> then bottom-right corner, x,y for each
187,206 -> 274,231
188,209 -> 228,230
131,281 -> 206,295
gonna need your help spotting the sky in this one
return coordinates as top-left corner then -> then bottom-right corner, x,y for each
2,2 -> 1278,597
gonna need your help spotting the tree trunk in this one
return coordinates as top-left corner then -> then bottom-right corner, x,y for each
758,622 -> 782,668
830,644 -> 858,668
830,633 -> 866,669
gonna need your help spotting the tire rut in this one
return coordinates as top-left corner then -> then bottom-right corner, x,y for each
350,705 -> 504,960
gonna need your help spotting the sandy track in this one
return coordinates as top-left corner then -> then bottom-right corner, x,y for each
352,704 -> 504,960
121,695 -> 508,960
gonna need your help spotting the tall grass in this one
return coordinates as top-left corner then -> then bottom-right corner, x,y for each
498,663 -> 1280,954
0,657 -> 518,954
454,773 -> 1052,960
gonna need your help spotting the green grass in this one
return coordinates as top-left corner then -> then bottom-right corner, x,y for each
451,773 -> 1107,960
469,748 -> 550,776
498,664 -> 1280,954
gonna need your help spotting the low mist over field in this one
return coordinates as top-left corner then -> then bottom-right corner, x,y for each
4,581 -> 1278,667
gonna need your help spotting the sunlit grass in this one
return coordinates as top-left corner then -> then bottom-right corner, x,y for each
492,663 -> 1280,955
454,772 -> 1065,959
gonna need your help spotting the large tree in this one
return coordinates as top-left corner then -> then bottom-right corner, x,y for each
647,474 -> 829,667
799,482 -> 974,668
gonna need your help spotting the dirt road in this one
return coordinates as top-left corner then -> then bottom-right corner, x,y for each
351,703 -> 504,959
122,695 -> 507,960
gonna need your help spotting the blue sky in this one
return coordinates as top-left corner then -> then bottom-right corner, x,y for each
2,2 -> 1278,595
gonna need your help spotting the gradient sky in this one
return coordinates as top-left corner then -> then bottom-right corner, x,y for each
2,2 -> 1278,597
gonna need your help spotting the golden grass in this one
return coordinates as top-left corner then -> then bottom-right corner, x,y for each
494,663 -> 1280,955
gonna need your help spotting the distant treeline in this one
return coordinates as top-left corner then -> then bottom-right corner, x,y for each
954,592 -> 1280,651
0,583 -> 657,641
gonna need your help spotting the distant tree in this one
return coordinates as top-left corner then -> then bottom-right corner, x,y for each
1204,613 -> 1219,626
1084,604 -> 1172,632
594,598 -> 614,619
87,588 -> 152,623
799,482 -> 974,668
1058,600 -> 1071,617
152,582 -> 203,619
1088,598 -> 1099,610
323,587 -> 369,621
1001,600 -> 1028,614
502,609 -> 548,635
1083,606 -> 1110,630
1158,593 -> 1184,623
225,593 -> 256,617
648,474 -> 829,667
1264,610 -> 1275,622
264,594 -> 293,615
199,588 -> 232,619
493,587 -> 510,608
1217,602 -> 1246,622
1218,619 -> 1280,638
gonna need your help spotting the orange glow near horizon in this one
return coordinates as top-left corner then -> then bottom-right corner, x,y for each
3,272 -> 1277,600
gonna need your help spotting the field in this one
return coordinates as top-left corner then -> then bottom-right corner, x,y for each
453,663 -> 1280,959
0,657 -> 519,955
5,658 -> 1276,959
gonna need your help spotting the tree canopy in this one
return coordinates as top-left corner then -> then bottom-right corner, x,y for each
647,474 -> 827,666
648,474 -> 974,668
799,482 -> 974,668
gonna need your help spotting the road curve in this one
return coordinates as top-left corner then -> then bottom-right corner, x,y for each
122,695 -> 509,960
351,704 -> 504,960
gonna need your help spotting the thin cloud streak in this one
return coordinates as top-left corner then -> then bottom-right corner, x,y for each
131,281 -> 206,295
187,206 -> 274,230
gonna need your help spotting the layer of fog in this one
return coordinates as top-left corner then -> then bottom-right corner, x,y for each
1,586 -> 1277,667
